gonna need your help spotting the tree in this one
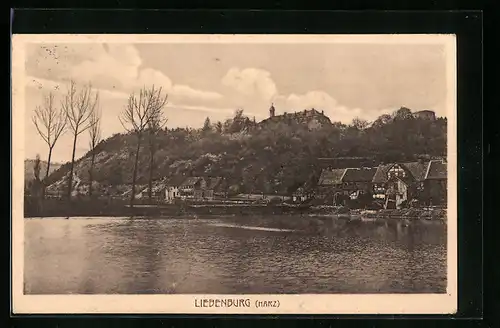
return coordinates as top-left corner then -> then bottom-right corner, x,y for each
32,92 -> 67,197
120,85 -> 168,207
393,107 -> 413,120
202,117 -> 212,134
87,102 -> 101,198
30,154 -> 43,212
372,114 -> 393,128
146,99 -> 168,200
62,80 -> 99,199
33,154 -> 41,184
215,121 -> 223,134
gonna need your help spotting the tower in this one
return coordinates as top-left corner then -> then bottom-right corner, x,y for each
269,103 -> 275,118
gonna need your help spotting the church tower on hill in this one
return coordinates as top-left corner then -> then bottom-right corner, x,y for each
269,103 -> 275,118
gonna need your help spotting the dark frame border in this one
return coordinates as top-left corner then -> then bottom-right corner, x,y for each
9,9 -> 483,326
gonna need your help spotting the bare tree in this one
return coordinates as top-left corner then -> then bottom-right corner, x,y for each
88,102 -> 102,198
31,92 -> 67,196
146,104 -> 168,201
61,80 -> 99,199
120,85 -> 168,207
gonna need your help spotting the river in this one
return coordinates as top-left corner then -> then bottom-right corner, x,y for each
24,215 -> 447,294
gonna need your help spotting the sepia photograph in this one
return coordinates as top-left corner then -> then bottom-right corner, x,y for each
12,34 -> 457,314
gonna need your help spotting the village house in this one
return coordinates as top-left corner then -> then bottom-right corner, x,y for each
341,167 -> 378,201
164,176 -> 186,202
292,187 -> 315,202
137,179 -> 168,201
121,184 -> 148,200
203,177 -> 223,200
423,159 -> 447,205
371,159 -> 446,209
316,167 -> 346,201
179,177 -> 207,199
314,167 -> 377,205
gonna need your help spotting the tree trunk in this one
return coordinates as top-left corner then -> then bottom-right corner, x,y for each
67,131 -> 78,200
148,142 -> 155,201
42,147 -> 53,200
130,134 -> 142,208
89,151 -> 96,198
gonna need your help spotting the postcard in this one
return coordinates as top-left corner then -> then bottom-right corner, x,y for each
12,34 -> 457,314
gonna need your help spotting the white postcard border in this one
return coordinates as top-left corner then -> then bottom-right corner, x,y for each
11,34 -> 457,314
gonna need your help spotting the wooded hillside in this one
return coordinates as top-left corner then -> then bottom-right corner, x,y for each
42,107 -> 447,195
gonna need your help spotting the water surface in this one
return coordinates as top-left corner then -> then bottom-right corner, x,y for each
24,215 -> 447,294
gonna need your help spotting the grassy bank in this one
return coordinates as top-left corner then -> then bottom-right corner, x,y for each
310,206 -> 447,221
24,197 -> 446,221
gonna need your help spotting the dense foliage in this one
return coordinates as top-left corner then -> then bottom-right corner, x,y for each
44,107 -> 447,195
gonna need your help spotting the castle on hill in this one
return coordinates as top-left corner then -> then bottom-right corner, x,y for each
258,103 -> 332,130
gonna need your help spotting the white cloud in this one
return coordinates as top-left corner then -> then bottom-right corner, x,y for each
222,67 -> 278,102
67,44 -> 223,102
26,76 -> 129,100
70,44 -> 141,90
171,85 -> 223,101
283,91 -> 338,111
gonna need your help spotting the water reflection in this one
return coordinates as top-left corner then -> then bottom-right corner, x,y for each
24,216 -> 447,294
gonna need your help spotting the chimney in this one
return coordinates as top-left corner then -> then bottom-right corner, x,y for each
321,110 -> 324,115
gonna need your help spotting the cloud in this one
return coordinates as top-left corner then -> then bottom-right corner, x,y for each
282,91 -> 338,111
171,85 -> 222,101
222,67 -> 278,102
70,44 -> 141,90
52,44 -> 224,102
26,76 -> 129,100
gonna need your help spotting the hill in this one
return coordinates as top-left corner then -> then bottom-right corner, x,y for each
43,107 -> 447,196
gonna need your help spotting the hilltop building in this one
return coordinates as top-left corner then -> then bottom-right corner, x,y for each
259,104 -> 332,130
269,103 -> 275,117
413,110 -> 436,120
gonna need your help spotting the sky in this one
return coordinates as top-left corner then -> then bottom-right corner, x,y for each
23,39 -> 449,163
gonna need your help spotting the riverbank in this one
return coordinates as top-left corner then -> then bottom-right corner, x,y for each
24,197 -> 446,221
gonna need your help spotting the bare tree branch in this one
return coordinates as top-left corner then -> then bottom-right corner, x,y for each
61,80 -> 100,199
120,85 -> 168,207
32,92 -> 67,150
62,80 -> 99,137
87,99 -> 102,198
31,91 -> 68,191
88,102 -> 102,150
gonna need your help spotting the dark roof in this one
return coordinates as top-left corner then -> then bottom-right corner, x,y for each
180,177 -> 203,187
401,162 -> 428,181
425,160 -> 447,180
206,177 -> 223,189
372,162 -> 428,183
342,167 -> 377,182
293,187 -> 305,195
318,168 -> 346,185
414,110 -> 435,114
166,175 -> 187,186
372,164 -> 393,183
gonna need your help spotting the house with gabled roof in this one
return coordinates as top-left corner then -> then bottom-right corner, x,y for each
423,159 -> 447,205
372,159 -> 447,208
164,175 -> 187,201
179,176 -> 206,199
314,167 -> 377,205
316,168 -> 347,200
203,177 -> 223,200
